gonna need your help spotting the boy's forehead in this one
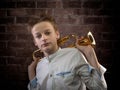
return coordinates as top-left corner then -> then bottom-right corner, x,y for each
32,21 -> 54,32
34,21 -> 53,28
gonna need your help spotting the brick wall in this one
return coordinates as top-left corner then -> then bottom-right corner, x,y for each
0,0 -> 119,90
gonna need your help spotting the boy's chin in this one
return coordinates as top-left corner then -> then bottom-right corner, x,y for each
42,46 -> 51,52
44,47 -> 55,54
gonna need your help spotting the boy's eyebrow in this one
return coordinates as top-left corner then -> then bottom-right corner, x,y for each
34,29 -> 50,34
35,32 -> 41,35
44,29 -> 50,32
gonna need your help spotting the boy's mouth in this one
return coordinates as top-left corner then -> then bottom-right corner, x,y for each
42,42 -> 50,47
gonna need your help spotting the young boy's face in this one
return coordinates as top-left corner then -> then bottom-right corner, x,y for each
31,21 -> 60,55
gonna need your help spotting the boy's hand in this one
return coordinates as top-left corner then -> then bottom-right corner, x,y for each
28,58 -> 40,80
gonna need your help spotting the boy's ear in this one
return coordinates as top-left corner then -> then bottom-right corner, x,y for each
56,31 -> 60,39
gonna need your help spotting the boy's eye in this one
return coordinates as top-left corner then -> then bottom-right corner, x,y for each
45,31 -> 51,35
36,34 -> 41,38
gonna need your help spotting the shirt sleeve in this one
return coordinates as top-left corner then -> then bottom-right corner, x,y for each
77,64 -> 107,90
99,64 -> 107,88
75,49 -> 107,90
27,77 -> 41,90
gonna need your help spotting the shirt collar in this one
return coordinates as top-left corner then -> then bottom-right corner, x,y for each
45,47 -> 61,62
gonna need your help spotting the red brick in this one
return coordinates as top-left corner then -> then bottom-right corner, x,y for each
17,1 -> 35,8
7,9 -> 27,16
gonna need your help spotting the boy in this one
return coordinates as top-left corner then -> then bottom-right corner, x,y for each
27,14 -> 107,90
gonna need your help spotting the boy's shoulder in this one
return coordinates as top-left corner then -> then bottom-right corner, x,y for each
60,47 -> 79,53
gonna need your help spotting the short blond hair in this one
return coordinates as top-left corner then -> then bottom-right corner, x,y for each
27,14 -> 58,32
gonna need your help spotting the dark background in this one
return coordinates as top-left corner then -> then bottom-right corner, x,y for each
0,0 -> 119,90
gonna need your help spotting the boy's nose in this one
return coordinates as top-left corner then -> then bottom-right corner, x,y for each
41,34 -> 47,40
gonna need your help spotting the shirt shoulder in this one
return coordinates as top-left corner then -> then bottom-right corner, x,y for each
60,47 -> 80,53
60,47 -> 84,56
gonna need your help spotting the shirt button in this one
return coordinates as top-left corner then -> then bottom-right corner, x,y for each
50,74 -> 52,77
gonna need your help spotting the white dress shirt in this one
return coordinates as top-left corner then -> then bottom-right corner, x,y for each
28,47 -> 107,90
